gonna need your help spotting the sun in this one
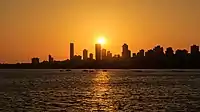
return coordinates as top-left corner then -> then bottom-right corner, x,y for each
97,36 -> 106,45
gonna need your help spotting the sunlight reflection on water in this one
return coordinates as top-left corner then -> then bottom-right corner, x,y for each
90,72 -> 115,111
1,69 -> 200,111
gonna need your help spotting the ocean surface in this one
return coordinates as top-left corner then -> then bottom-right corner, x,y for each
0,69 -> 200,112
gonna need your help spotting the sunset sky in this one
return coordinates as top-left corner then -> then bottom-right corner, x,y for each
1,0 -> 200,63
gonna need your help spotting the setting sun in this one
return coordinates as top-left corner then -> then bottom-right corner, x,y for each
97,37 -> 106,45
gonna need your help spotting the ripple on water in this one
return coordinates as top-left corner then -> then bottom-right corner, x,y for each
1,70 -> 200,111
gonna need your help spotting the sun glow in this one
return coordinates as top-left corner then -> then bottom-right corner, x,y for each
97,36 -> 106,45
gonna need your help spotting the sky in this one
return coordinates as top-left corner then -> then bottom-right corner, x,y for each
1,0 -> 200,63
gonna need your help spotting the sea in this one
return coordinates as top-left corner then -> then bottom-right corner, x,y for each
0,69 -> 200,112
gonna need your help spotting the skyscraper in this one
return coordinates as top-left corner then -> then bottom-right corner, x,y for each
48,55 -> 54,63
137,49 -> 145,57
83,49 -> 88,60
191,45 -> 199,54
154,45 -> 164,55
102,49 -> 107,60
165,47 -> 174,57
95,44 -> 101,61
70,43 -> 74,60
89,53 -> 93,60
128,50 -> 131,58
107,51 -> 112,59
122,43 -> 130,59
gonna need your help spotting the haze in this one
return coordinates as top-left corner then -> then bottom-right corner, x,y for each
1,0 -> 200,63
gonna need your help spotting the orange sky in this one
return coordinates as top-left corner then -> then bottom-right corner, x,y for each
1,0 -> 200,63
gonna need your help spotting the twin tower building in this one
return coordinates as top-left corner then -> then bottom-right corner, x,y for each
70,43 -> 131,61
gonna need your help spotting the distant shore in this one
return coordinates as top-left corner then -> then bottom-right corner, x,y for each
1,63 -> 200,69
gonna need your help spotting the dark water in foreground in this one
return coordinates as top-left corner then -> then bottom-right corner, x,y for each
0,69 -> 200,112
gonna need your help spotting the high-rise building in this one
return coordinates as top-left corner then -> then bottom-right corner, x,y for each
83,49 -> 88,60
89,53 -> 93,60
122,43 -> 130,59
48,55 -> 54,63
102,49 -> 107,60
165,47 -> 174,57
154,45 -> 164,55
31,58 -> 40,64
128,50 -> 131,58
70,43 -> 74,60
95,44 -> 101,60
191,45 -> 199,54
137,49 -> 145,57
107,51 -> 112,59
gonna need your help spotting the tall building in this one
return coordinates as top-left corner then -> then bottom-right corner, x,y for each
70,43 -> 74,60
102,49 -> 107,60
31,58 -> 40,64
165,47 -> 174,57
48,55 -> 54,63
107,51 -> 112,59
89,53 -> 93,60
128,50 -> 131,58
95,44 -> 101,61
122,43 -> 130,59
83,49 -> 88,60
154,45 -> 164,55
191,45 -> 199,54
137,49 -> 145,57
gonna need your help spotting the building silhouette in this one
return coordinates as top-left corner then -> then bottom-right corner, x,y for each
165,47 -> 174,57
95,44 -> 101,61
145,49 -> 154,57
32,58 -> 40,64
191,45 -> 199,55
137,49 -> 145,57
89,53 -> 93,60
70,43 -> 74,60
83,49 -> 88,60
4,42 -> 200,69
175,49 -> 188,57
128,50 -> 131,58
190,45 -> 200,68
73,55 -> 82,61
132,53 -> 136,58
107,51 -> 112,59
102,49 -> 107,60
122,43 -> 130,59
48,55 -> 54,63
154,45 -> 164,56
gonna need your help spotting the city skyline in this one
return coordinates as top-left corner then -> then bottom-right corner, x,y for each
0,43 -> 200,69
1,42 -> 200,64
70,42 -> 200,61
1,0 -> 200,63
1,42 -> 200,69
20,43 -> 200,64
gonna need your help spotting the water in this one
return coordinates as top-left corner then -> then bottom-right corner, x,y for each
0,69 -> 200,112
